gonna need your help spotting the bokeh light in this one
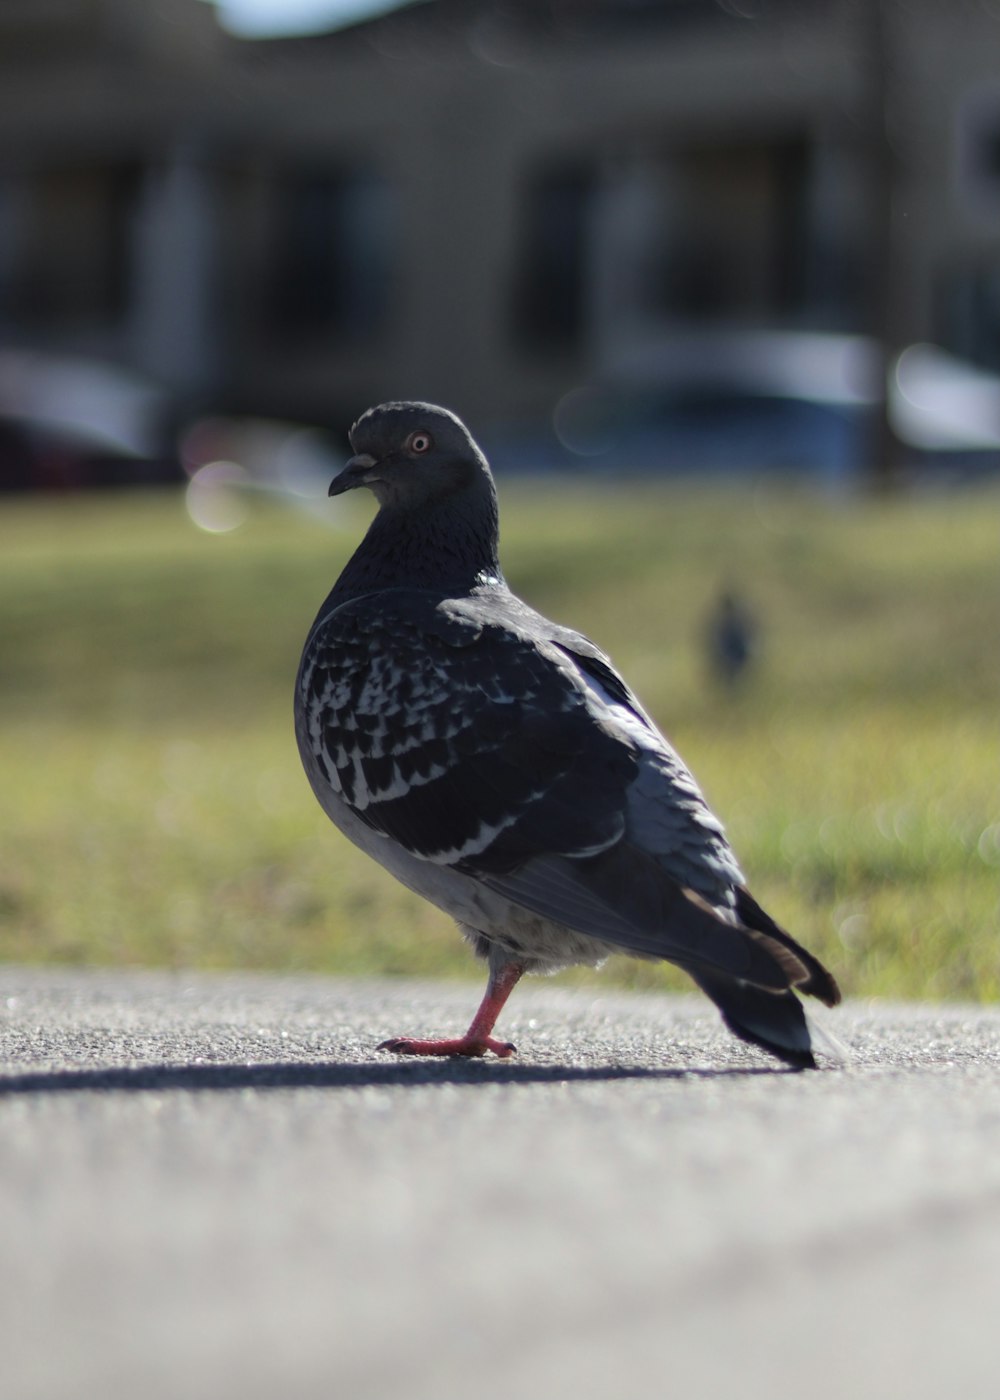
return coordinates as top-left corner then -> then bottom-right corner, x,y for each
185,460 -> 250,533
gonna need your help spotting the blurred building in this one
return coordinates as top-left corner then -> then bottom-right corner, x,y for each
1,0 -> 1000,459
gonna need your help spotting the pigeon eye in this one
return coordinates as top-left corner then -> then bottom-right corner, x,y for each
407,431 -> 433,455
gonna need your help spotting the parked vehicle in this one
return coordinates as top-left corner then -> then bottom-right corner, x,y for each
485,331 -> 1000,481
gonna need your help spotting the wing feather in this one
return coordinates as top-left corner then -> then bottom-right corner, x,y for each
298,586 -> 822,998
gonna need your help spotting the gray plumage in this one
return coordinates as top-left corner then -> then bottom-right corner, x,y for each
295,401 -> 840,1067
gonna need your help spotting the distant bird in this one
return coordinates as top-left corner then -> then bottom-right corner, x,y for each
295,402 -> 840,1067
706,587 -> 757,689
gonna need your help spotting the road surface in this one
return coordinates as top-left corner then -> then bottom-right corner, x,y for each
2,966 -> 1000,1400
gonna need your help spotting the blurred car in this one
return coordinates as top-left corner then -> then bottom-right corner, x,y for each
484,330 -> 1000,482
0,350 -> 176,491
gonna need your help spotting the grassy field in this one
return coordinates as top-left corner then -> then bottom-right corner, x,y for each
0,477 -> 996,1002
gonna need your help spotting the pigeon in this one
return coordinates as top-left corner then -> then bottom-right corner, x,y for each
295,401 -> 840,1067
706,588 -> 757,688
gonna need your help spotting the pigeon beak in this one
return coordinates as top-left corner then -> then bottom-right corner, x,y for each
328,453 -> 378,497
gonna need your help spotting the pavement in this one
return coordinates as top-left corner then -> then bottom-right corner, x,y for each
3,966 -> 1000,1400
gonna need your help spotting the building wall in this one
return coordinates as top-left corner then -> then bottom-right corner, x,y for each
0,0 -> 998,440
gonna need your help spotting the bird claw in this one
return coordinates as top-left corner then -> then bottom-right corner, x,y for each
377,1034 -> 517,1059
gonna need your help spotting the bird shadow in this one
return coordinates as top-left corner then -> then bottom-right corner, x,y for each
0,1056 -> 790,1098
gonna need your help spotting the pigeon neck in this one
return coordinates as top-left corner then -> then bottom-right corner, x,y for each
331,485 -> 503,601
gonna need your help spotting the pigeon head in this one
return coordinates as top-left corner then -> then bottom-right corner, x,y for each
329,401 -> 491,510
324,401 -> 503,598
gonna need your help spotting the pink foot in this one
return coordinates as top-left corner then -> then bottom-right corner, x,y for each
379,962 -> 524,1061
377,1034 -> 517,1059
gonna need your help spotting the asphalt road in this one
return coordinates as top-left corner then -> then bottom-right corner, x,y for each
3,967 -> 1000,1400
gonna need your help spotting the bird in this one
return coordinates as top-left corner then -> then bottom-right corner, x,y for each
705,587 -> 757,689
294,401 -> 840,1068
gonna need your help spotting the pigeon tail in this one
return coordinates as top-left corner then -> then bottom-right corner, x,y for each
734,887 -> 841,1007
688,971 -> 820,1069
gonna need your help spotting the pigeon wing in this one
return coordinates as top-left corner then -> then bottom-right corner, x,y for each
297,589 -> 632,867
298,589 -> 818,997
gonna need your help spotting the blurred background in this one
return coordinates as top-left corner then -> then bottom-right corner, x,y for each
0,0 -> 997,999
4,0 -> 1000,483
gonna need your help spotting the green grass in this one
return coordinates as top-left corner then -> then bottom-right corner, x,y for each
0,479 -> 997,1002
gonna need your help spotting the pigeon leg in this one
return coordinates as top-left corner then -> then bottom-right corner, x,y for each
378,962 -> 524,1058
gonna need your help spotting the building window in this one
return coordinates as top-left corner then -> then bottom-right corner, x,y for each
935,262 -> 1000,372
6,163 -> 140,328
511,166 -> 594,352
651,140 -> 816,322
263,168 -> 394,342
956,86 -> 1000,215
